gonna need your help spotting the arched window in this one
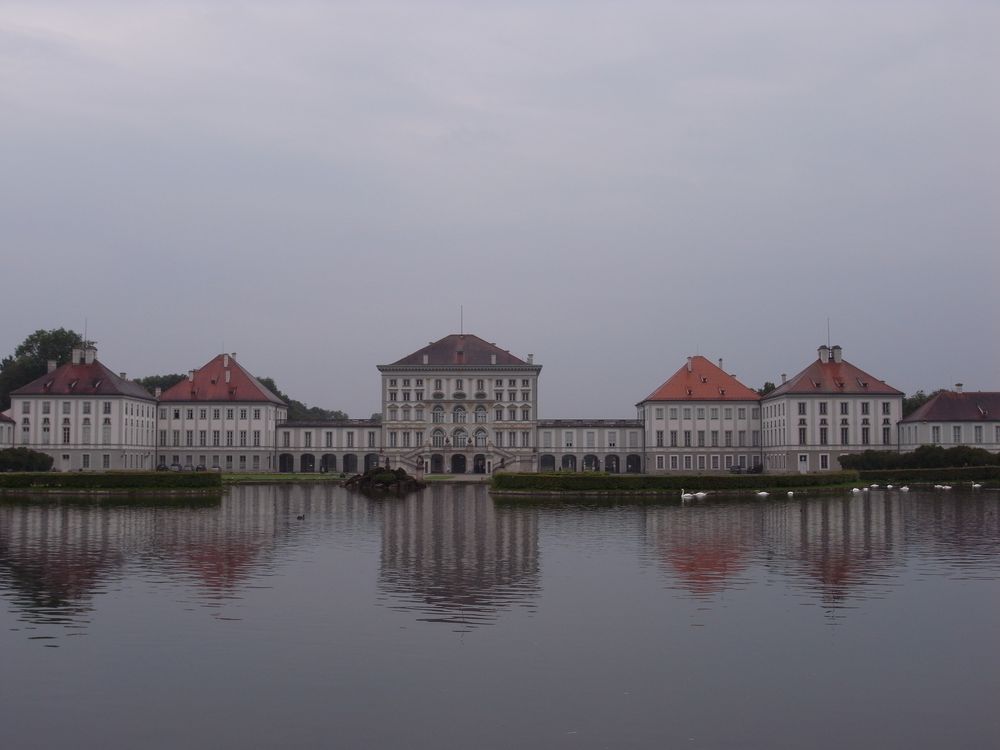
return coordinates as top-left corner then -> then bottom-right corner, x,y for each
474,429 -> 487,447
508,406 -> 517,421
453,406 -> 466,423
453,429 -> 468,448
521,407 -> 530,421
388,407 -> 399,421
433,406 -> 445,423
402,406 -> 411,421
475,406 -> 487,423
432,429 -> 445,447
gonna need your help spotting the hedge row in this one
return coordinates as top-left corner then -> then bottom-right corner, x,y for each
841,446 -> 1000,470
0,471 -> 223,490
491,471 -> 859,492
0,448 -> 54,472
857,466 -> 1000,483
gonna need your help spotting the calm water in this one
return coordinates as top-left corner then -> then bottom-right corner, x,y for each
2,485 -> 999,749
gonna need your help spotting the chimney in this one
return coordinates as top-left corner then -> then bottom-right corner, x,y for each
188,370 -> 195,382
490,354 -> 496,365
71,347 -> 82,364
527,353 -> 534,364
718,358 -> 723,371
781,373 -> 787,384
47,360 -> 57,373
818,345 -> 830,364
831,345 -> 843,363
223,353 -> 229,367
84,346 -> 96,365
154,387 -> 162,398
423,354 -> 429,365
955,383 -> 963,394
686,356 -> 693,373
225,369 -> 231,384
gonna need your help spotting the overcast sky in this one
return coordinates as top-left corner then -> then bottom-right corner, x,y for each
2,1 -> 997,418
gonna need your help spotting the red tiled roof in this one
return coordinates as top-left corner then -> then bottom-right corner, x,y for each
765,355 -> 902,398
0,412 -> 14,424
381,334 -> 533,368
159,354 -> 285,404
11,360 -> 155,400
901,391 -> 1000,423
641,356 -> 759,402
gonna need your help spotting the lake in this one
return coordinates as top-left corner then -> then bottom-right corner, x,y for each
2,484 -> 998,749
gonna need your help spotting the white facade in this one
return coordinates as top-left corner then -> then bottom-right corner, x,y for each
0,414 -> 16,448
899,389 -> 1000,452
761,346 -> 903,472
9,346 -> 158,471
643,401 -> 761,473
537,420 -> 644,473
275,420 -> 382,473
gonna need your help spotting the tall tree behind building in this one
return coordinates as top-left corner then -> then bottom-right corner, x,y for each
0,328 -> 84,410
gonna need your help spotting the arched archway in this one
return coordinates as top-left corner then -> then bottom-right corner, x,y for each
451,454 -> 467,474
604,455 -> 620,473
583,454 -> 600,471
430,454 -> 444,474
364,453 -> 380,471
300,454 -> 315,473
343,454 -> 358,474
626,454 -> 642,473
320,453 -> 336,472
473,454 -> 486,474
278,453 -> 295,473
561,454 -> 577,471
540,454 -> 556,472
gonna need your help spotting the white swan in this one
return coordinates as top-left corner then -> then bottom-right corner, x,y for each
900,486 -> 910,492
972,483 -> 982,489
941,485 -> 952,490
694,491 -> 708,499
933,484 -> 942,489
886,484 -> 894,490
851,488 -> 861,494
680,489 -> 694,501
787,491 -> 794,497
756,491 -> 769,498
870,484 -> 879,489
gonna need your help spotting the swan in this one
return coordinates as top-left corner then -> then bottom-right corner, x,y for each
941,485 -> 952,490
933,484 -> 942,489
694,491 -> 708,499
851,488 -> 861,494
886,484 -> 894,490
870,484 -> 879,489
787,491 -> 794,497
972,483 -> 982,489
755,491 -> 769,498
900,486 -> 909,492
680,489 -> 694,501
863,487 -> 869,492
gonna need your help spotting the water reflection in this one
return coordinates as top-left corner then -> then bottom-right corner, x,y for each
377,484 -> 540,630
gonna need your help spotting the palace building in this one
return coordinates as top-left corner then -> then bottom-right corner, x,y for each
899,387 -> 1000,452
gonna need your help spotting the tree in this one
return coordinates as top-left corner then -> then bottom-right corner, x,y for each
0,328 -> 84,410
758,381 -> 777,396
256,375 -> 348,421
903,389 -> 943,418
133,374 -> 186,393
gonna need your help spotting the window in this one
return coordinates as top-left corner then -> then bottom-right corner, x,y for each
883,427 -> 891,445
710,408 -> 719,419
368,432 -> 376,448
213,430 -> 220,446
683,408 -> 692,419
697,430 -> 705,447
455,379 -> 464,391
415,391 -> 423,401
253,455 -> 260,470
226,409 -> 234,420
711,455 -> 719,470
240,430 -> 248,447
346,432 -> 354,448
403,432 -> 411,447
22,402 -> 31,414
952,425 -> 962,443
683,455 -> 692,469
669,408 -> 678,419
974,425 -> 983,444
160,430 -> 167,446
723,408 -> 732,420
683,430 -> 691,447
738,430 -> 746,446
586,431 -> 595,448
435,379 -> 443,391
862,427 -> 870,445
819,402 -> 827,415
711,430 -> 719,447
608,432 -> 617,447
199,408 -> 207,419
820,427 -> 828,445
82,454 -> 90,469
820,454 -> 829,470
882,402 -> 891,415
861,402 -> 870,415
697,455 -> 706,470
542,431 -> 553,448
670,455 -> 679,469
522,407 -> 530,421
198,430 -> 206,446
62,426 -> 70,443
655,430 -> 664,447
656,455 -> 664,470
433,406 -> 445,423
172,430 -> 180,446
737,408 -> 746,420
102,454 -> 110,469
213,409 -> 220,420
669,430 -> 677,447
388,391 -> 397,401
798,427 -> 807,445
840,402 -> 849,415
225,431 -> 233,446
239,408 -> 247,420
454,406 -> 466,423
724,430 -> 732,447
62,401 -> 71,415
172,408 -> 180,419
186,430 -> 193,446
389,432 -> 397,447
564,432 -> 573,448
841,427 -> 849,445
495,408 -> 503,421
253,409 -> 261,420
83,402 -> 91,415
931,426 -> 941,443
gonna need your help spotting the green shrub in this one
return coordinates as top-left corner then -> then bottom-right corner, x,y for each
0,448 -> 55,472
0,471 -> 223,490
491,471 -> 859,493
840,446 -> 1000,470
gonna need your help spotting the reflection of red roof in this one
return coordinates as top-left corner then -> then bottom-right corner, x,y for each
902,391 -> 1000,423
381,334 -> 532,368
159,354 -> 285,404
641,356 -> 759,402
665,545 -> 747,595
766,354 -> 902,398
12,360 -> 154,400
180,541 -> 266,591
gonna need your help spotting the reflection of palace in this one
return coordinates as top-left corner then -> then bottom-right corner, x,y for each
0,488 -> 338,627
378,485 -> 540,626
645,495 -> 913,606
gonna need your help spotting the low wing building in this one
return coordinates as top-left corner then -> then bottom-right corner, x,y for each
899,387 -> 1000,451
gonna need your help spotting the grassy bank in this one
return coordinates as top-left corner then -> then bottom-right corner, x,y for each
222,472 -> 347,485
0,471 -> 222,492
490,471 -> 860,495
